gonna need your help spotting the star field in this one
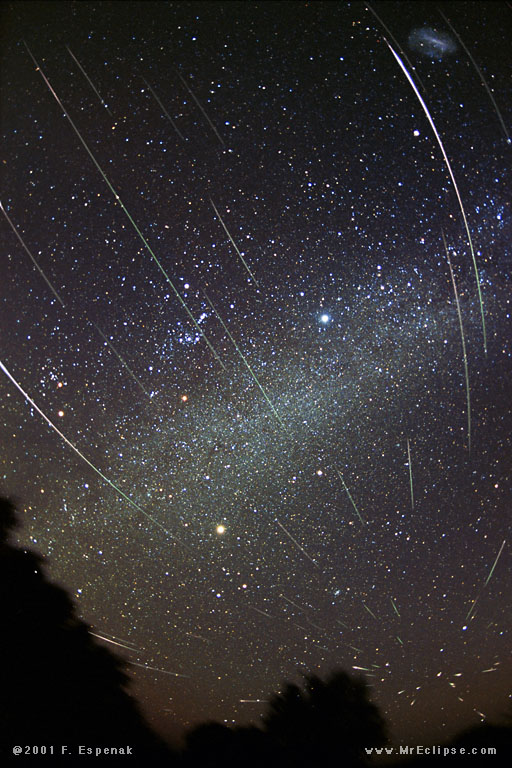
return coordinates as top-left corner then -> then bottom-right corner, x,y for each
1,0 -> 511,749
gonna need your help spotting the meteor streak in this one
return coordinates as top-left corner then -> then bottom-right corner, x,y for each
1,201 -> 64,307
92,323 -> 152,399
90,632 -> 142,653
465,598 -> 479,623
24,43 -> 225,371
275,517 -> 320,569
465,540 -> 506,621
248,606 -> 274,619
384,39 -> 487,354
406,438 -> 414,511
365,3 -> 427,93
127,660 -> 190,678
484,539 -> 506,587
203,294 -> 285,429
185,632 -> 211,643
177,70 -> 225,147
0,359 -> 187,549
142,77 -> 186,141
209,198 -> 260,288
2,201 -> 156,400
438,10 -> 511,144
1,202 -> 153,400
441,231 -> 471,453
362,603 -> 379,621
66,45 -> 113,116
391,598 -> 401,618
335,470 -> 365,525
281,594 -> 308,613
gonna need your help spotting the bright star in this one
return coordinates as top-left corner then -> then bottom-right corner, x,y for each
320,313 -> 330,324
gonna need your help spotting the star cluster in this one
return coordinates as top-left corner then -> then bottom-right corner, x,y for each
1,0 -> 511,748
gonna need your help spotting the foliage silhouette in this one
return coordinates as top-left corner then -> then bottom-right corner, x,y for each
393,721 -> 512,767
182,722 -> 275,768
181,668 -> 388,767
0,497 -> 173,764
443,722 -> 512,765
262,669 -> 388,767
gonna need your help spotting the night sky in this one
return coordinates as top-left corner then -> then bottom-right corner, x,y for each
1,0 -> 511,749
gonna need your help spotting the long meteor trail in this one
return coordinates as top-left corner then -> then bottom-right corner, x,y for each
176,70 -> 225,147
203,293 -> 285,429
127,660 -> 190,679
0,359 -> 187,549
66,45 -> 113,117
1,201 -> 65,307
209,198 -> 260,288
24,42 -> 225,371
92,322 -> 152,399
335,469 -> 365,525
90,632 -> 142,653
406,438 -> 414,511
384,39 -> 487,355
441,231 -> 471,453
275,517 -> 320,569
465,539 -> 507,622
484,539 -> 506,587
1,201 -> 151,400
365,2 -> 427,94
362,602 -> 379,621
438,10 -> 510,145
142,77 -> 186,141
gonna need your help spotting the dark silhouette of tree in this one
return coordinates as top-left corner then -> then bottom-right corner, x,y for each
447,721 -> 512,763
389,721 -> 512,767
181,668 -> 388,767
183,722 -> 235,767
262,669 -> 388,767
0,497 -> 174,764
182,722 -> 274,768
